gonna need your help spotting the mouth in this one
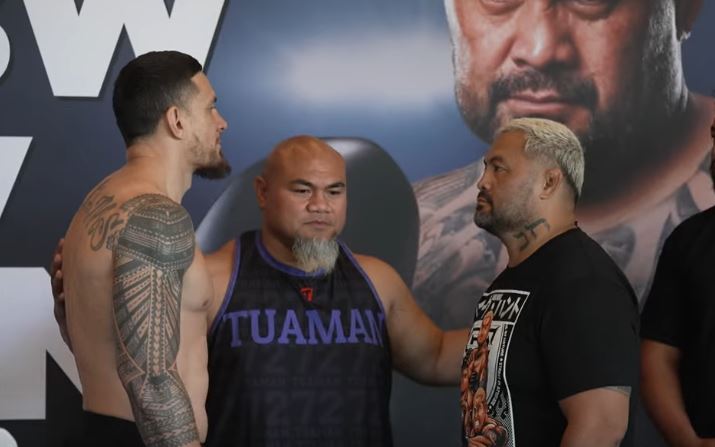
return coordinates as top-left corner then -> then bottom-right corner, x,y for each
504,90 -> 578,116
476,197 -> 491,212
477,192 -> 491,203
305,220 -> 333,228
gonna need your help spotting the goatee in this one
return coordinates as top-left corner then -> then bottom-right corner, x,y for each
292,237 -> 340,274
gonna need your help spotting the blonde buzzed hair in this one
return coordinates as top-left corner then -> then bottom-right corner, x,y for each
497,118 -> 585,202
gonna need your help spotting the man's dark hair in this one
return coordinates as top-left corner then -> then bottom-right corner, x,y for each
112,51 -> 202,146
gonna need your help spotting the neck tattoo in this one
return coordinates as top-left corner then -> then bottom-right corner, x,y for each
514,218 -> 551,251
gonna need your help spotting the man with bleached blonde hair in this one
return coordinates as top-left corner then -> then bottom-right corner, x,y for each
462,118 -> 639,446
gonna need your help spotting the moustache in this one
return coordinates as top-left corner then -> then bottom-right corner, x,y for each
477,191 -> 493,205
490,69 -> 598,110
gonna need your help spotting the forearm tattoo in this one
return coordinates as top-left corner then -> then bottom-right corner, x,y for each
112,194 -> 198,447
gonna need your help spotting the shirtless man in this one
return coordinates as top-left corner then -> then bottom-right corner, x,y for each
60,50 -> 229,447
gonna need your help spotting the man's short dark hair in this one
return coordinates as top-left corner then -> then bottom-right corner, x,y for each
112,51 -> 202,146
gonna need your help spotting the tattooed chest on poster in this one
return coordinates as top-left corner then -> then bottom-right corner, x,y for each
81,183 -> 125,251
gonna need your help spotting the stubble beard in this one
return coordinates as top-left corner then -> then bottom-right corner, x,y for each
192,137 -> 232,179
454,17 -> 683,207
473,179 -> 537,239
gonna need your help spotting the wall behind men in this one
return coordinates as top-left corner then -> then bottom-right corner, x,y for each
0,1 -> 714,446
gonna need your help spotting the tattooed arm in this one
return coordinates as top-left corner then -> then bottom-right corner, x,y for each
113,195 -> 200,447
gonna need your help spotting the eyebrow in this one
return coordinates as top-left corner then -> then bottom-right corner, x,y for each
289,179 -> 346,188
484,155 -> 506,165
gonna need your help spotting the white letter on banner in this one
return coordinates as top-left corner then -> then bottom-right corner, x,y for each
0,25 -> 9,78
0,137 -> 32,218
24,0 -> 226,97
0,268 -> 81,419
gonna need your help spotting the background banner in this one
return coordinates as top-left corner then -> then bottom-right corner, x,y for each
1,1 -> 714,445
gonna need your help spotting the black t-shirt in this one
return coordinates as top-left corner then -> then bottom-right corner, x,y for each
641,205 -> 715,438
205,231 -> 393,447
461,228 -> 639,446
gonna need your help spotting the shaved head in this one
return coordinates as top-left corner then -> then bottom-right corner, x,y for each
255,135 -> 348,273
262,135 -> 345,181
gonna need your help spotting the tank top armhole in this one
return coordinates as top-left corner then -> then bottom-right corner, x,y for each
337,240 -> 388,317
208,238 -> 242,338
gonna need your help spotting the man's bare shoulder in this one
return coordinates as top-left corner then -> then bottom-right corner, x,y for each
205,240 -> 236,285
353,253 -> 391,275
352,253 -> 407,312
68,174 -> 189,255
204,240 -> 236,324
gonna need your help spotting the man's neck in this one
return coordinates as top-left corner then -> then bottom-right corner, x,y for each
502,217 -> 576,267
126,142 -> 193,203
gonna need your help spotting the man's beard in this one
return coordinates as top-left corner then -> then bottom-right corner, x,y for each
455,42 -> 681,206
459,68 -> 599,142
194,149 -> 232,179
710,152 -> 715,191
292,237 -> 340,274
473,180 -> 536,237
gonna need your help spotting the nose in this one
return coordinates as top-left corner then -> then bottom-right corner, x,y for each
216,110 -> 228,132
477,166 -> 490,193
510,2 -> 577,71
307,191 -> 330,213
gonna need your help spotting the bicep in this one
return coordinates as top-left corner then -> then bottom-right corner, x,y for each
388,286 -> 443,374
357,255 -> 443,378
640,339 -> 681,401
559,387 -> 630,435
112,199 -> 196,383
640,339 -> 680,372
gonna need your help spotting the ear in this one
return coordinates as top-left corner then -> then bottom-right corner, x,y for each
675,0 -> 703,41
254,176 -> 268,209
164,105 -> 185,139
540,168 -> 563,199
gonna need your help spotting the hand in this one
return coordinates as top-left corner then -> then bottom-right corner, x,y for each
49,238 -> 72,352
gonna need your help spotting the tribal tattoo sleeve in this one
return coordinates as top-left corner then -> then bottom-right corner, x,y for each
112,194 -> 199,447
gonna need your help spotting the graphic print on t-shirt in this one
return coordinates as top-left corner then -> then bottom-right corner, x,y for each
461,289 -> 530,447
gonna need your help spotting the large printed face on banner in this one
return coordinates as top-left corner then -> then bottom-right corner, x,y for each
447,0 -> 681,201
412,0 -> 715,327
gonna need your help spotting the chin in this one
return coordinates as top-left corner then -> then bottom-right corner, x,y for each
194,159 -> 232,179
299,229 -> 337,241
